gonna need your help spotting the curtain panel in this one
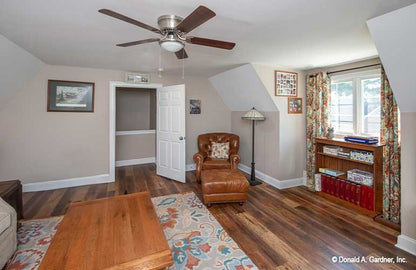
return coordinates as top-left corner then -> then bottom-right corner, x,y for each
306,72 -> 331,190
380,67 -> 401,224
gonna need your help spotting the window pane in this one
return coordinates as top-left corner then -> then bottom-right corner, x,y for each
330,81 -> 354,134
362,78 -> 381,135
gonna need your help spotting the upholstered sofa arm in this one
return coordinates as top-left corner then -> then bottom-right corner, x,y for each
0,197 -> 17,269
193,152 -> 207,183
230,153 -> 241,169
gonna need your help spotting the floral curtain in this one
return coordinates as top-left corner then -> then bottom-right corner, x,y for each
380,67 -> 401,224
306,72 -> 331,190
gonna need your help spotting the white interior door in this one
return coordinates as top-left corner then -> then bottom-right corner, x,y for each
156,84 -> 186,183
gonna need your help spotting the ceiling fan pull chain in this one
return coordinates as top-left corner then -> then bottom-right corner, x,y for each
158,47 -> 163,78
181,48 -> 185,79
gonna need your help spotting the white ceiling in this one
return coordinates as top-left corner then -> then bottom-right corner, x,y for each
0,0 -> 415,76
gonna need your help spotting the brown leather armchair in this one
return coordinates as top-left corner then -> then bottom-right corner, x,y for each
193,133 -> 241,183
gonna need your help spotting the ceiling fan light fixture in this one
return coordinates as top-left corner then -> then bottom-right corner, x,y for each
160,40 -> 184,52
159,33 -> 184,52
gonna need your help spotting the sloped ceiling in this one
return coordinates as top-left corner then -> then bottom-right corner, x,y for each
209,64 -> 278,112
0,34 -> 44,109
1,0 -> 415,76
367,4 -> 416,112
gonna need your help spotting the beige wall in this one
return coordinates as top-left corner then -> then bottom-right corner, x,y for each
251,64 -> 307,180
231,111 -> 280,177
116,134 -> 155,161
116,88 -> 156,131
160,74 -> 231,164
0,65 -> 230,184
400,112 -> 416,239
305,57 -> 381,75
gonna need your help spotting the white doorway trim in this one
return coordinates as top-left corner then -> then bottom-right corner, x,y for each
109,81 -> 163,181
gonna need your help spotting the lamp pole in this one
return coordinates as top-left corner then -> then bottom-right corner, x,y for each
250,119 -> 256,183
242,107 -> 264,186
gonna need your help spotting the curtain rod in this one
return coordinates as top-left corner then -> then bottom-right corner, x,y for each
327,63 -> 381,75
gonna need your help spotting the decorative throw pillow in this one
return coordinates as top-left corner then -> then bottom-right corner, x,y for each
210,142 -> 230,159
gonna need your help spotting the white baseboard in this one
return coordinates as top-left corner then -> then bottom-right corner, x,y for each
238,164 -> 304,189
396,234 -> 416,256
116,157 -> 155,167
23,174 -> 112,192
186,163 -> 196,171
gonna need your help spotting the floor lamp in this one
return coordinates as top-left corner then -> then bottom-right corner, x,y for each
242,107 -> 265,186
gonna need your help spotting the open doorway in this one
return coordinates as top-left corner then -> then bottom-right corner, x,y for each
109,82 -> 186,183
115,87 -> 156,167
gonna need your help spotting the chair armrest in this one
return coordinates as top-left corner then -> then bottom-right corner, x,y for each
230,153 -> 241,169
193,152 -> 207,183
193,152 -> 207,164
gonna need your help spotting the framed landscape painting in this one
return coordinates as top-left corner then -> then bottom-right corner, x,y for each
47,80 -> 95,112
288,97 -> 303,114
275,70 -> 298,97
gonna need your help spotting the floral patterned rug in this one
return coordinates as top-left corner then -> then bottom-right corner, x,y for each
152,192 -> 257,270
5,216 -> 63,270
6,192 -> 257,270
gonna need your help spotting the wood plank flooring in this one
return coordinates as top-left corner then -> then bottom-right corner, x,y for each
23,164 -> 416,269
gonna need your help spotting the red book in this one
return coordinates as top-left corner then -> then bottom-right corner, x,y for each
321,174 -> 327,193
350,184 -> 356,204
335,178 -> 340,198
360,185 -> 368,209
330,177 -> 336,196
355,185 -> 361,206
339,181 -> 345,200
345,182 -> 351,202
367,187 -> 374,211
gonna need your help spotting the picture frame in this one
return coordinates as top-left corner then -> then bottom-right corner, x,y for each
190,99 -> 201,114
288,97 -> 303,114
125,72 -> 150,84
47,80 -> 95,112
275,70 -> 298,97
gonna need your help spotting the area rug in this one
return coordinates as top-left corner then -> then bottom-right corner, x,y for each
6,192 -> 257,270
152,192 -> 257,270
5,216 -> 63,270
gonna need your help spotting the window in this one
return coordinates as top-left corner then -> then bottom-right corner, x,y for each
330,70 -> 381,137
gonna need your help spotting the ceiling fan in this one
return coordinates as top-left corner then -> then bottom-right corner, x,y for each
98,6 -> 236,59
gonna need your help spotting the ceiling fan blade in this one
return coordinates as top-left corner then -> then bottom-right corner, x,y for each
187,37 -> 236,50
176,6 -> 216,33
99,9 -> 160,34
175,48 -> 188,59
116,38 -> 159,47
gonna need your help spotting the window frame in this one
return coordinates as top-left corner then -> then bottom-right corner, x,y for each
330,69 -> 381,138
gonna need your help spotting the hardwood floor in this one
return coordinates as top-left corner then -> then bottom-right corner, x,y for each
23,164 -> 416,269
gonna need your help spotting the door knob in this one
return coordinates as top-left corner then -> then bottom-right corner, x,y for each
179,136 -> 185,140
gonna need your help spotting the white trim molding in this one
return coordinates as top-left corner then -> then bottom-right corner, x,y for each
23,174 -> 112,192
116,130 -> 156,136
109,81 -> 162,182
186,163 -> 196,171
238,164 -> 305,189
116,157 -> 156,167
396,235 -> 416,256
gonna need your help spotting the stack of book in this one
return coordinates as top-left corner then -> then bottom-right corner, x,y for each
320,174 -> 374,211
318,168 -> 345,177
344,135 -> 378,145
323,145 -> 340,155
337,152 -> 350,158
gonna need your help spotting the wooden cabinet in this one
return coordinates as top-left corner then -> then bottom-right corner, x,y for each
315,137 -> 383,217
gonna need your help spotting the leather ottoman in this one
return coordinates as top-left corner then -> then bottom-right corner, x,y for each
201,169 -> 249,206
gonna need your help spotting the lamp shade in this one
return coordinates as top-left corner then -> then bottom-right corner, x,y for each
242,107 -> 265,120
